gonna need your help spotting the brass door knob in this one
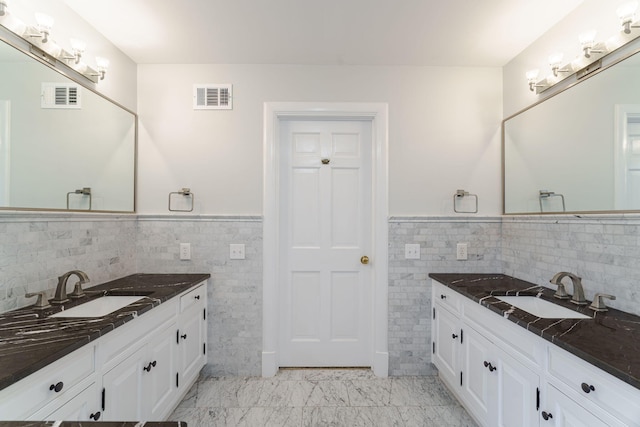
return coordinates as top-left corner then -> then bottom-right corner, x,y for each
360,256 -> 370,265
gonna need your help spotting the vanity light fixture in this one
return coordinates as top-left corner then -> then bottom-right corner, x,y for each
548,53 -> 568,77
94,56 -> 109,80
526,69 -> 543,92
579,30 -> 603,58
70,38 -> 86,64
0,0 -> 8,17
617,1 -> 639,34
33,12 -> 53,43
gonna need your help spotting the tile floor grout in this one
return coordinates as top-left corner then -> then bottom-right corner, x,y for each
168,369 -> 479,426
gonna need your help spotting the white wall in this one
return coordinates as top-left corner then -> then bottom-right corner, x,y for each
137,64 -> 503,216
8,0 -> 137,110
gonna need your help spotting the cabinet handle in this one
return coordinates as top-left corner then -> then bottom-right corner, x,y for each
181,333 -> 188,340
483,361 -> 497,372
49,381 -> 63,392
541,411 -> 553,421
143,360 -> 157,372
451,333 -> 458,339
440,294 -> 447,299
90,411 -> 101,421
195,295 -> 201,300
581,382 -> 595,393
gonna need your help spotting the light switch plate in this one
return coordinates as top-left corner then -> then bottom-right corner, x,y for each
230,244 -> 245,260
180,243 -> 191,260
405,243 -> 421,259
456,243 -> 468,261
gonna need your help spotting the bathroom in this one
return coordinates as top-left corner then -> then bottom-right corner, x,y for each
1,0 -> 639,425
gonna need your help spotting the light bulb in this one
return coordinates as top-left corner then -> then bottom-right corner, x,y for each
34,12 -> 53,43
0,0 -> 9,17
70,38 -> 86,64
618,1 -> 638,33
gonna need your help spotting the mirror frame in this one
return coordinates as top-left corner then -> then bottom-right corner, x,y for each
0,26 -> 137,214
502,42 -> 640,215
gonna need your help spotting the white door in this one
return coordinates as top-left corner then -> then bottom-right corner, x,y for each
615,105 -> 640,209
278,119 -> 372,367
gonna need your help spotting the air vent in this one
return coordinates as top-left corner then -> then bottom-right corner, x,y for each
193,84 -> 232,110
41,83 -> 81,109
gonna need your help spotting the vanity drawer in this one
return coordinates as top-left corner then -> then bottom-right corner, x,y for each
432,281 -> 461,314
180,282 -> 206,312
0,344 -> 95,419
547,346 -> 640,426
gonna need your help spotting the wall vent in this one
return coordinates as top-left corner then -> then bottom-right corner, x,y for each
41,83 -> 81,109
193,84 -> 232,110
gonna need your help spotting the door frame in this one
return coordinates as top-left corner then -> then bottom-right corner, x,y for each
263,102 -> 389,377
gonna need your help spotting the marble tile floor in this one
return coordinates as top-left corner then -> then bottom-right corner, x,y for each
168,368 -> 479,427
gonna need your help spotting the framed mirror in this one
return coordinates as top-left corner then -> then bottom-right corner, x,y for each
503,47 -> 640,214
0,30 -> 136,213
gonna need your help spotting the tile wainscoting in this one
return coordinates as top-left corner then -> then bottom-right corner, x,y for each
0,212 -> 137,313
2,213 -> 640,376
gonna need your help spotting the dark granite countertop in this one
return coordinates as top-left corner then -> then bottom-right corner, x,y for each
429,273 -> 640,391
0,423 -> 185,427
0,273 -> 210,392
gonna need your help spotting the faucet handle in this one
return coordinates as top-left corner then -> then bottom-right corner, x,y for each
589,293 -> 616,312
25,291 -> 51,309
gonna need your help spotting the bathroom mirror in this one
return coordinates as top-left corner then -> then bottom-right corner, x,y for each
0,32 -> 136,213
503,48 -> 640,214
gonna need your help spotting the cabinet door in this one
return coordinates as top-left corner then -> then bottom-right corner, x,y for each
461,325 -> 493,427
495,348 -> 539,427
144,321 -> 177,420
543,384 -> 610,427
179,303 -> 205,385
433,304 -> 460,388
101,346 -> 145,421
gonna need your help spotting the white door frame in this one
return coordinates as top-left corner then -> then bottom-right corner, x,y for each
263,102 -> 389,377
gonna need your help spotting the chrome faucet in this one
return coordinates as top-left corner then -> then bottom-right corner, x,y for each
49,270 -> 90,305
549,272 -> 588,305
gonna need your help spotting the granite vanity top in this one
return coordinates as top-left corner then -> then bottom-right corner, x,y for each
429,273 -> 640,390
0,273 -> 210,391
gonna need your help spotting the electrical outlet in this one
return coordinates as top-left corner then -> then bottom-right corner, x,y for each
180,243 -> 191,260
405,243 -> 421,259
456,243 -> 468,261
230,244 -> 245,260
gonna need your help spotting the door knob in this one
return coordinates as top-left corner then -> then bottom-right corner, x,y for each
360,256 -> 370,265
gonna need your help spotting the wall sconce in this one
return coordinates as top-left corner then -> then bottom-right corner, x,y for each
618,1 -> 638,34
33,12 -> 53,43
526,69 -> 541,91
579,30 -> 604,58
94,56 -> 109,80
70,38 -> 86,64
0,0 -> 9,17
549,53 -> 567,77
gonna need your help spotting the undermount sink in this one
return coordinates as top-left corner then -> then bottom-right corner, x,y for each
496,296 -> 591,319
49,296 -> 145,318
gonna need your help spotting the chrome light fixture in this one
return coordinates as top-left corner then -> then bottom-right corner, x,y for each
579,30 -> 602,58
70,38 -> 86,64
617,1 -> 638,34
95,56 -> 109,80
548,52 -> 566,77
0,0 -> 9,17
34,12 -> 53,43
526,69 -> 540,92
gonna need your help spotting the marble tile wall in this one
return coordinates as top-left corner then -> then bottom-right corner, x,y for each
387,217 -> 502,376
136,216 -> 263,377
0,213 -> 137,313
502,215 -> 640,317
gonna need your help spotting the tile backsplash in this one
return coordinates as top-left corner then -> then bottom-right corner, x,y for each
2,212 -> 640,376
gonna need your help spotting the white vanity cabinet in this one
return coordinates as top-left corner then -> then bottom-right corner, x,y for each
177,283 -> 207,388
431,279 -> 640,427
0,280 -> 208,422
432,281 -> 539,427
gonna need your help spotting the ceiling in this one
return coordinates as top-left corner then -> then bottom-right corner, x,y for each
63,0 -> 583,67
